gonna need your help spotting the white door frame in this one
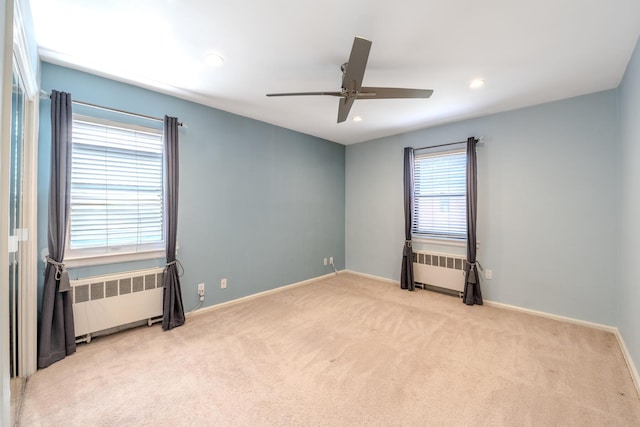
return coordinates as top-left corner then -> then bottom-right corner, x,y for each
1,1 -> 15,424
1,0 -> 38,423
13,0 -> 39,379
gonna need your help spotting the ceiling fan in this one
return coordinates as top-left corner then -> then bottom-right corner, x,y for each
267,36 -> 433,123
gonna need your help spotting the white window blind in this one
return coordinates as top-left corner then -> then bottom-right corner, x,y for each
413,149 -> 467,240
68,116 -> 164,257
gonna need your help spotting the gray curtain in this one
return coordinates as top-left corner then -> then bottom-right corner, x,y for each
38,90 -> 76,368
162,116 -> 185,330
463,137 -> 483,305
400,147 -> 415,291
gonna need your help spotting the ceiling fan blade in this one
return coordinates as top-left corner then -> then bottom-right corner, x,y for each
342,37 -> 372,92
337,97 -> 356,123
266,91 -> 342,97
357,87 -> 434,99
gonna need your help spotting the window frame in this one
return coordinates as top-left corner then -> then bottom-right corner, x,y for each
63,114 -> 166,267
412,147 -> 467,243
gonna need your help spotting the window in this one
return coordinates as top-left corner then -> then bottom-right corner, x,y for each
413,149 -> 466,240
66,115 -> 164,261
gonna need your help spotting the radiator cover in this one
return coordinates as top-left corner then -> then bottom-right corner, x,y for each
413,251 -> 466,293
70,267 -> 164,338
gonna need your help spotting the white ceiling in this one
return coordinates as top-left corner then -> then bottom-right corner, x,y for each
29,0 -> 640,145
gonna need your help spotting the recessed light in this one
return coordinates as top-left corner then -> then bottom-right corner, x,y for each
469,79 -> 484,89
205,51 -> 225,67
353,116 -> 362,122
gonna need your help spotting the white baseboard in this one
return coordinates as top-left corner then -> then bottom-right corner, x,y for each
345,269 -> 617,331
613,328 -> 640,399
186,272 -> 338,318
341,269 -> 399,285
482,300 -> 617,333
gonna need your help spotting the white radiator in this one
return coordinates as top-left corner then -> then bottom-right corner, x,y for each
413,251 -> 466,294
71,267 -> 164,341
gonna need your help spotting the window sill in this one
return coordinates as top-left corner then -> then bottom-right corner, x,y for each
412,236 -> 480,250
43,249 -> 167,268
412,236 -> 466,247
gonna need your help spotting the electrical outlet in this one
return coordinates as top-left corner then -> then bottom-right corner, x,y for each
197,283 -> 205,301
485,269 -> 493,280
323,258 -> 328,266
329,256 -> 334,265
221,278 -> 227,289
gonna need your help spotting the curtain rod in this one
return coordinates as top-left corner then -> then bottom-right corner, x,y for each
414,136 -> 483,151
40,90 -> 185,127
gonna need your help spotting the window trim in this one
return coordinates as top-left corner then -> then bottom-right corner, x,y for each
412,147 -> 467,242
64,114 -> 166,265
63,248 -> 166,268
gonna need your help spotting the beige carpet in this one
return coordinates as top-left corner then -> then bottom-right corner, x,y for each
17,273 -> 640,426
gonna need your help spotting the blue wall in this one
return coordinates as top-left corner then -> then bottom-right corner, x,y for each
618,36 -> 640,376
346,90 -> 619,326
38,63 -> 345,311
